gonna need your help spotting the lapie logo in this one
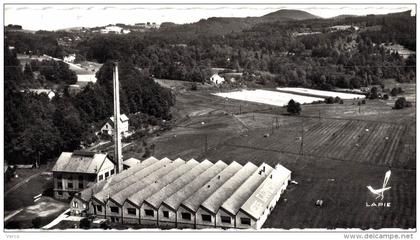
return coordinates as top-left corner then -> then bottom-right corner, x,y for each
365,170 -> 391,207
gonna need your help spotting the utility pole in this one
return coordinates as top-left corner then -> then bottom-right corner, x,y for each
204,135 -> 208,152
113,62 -> 123,174
299,119 -> 304,155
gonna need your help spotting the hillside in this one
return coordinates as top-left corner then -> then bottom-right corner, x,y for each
158,9 -> 320,37
261,9 -> 320,20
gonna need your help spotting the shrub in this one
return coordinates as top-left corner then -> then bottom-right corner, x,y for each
190,83 -> 198,91
287,99 -> 301,115
383,94 -> 389,100
334,97 -> 341,103
394,97 -> 411,109
339,99 -> 344,104
325,97 -> 334,104
390,88 -> 398,96
369,87 -> 379,99
32,217 -> 42,228
79,217 -> 91,229
361,99 -> 366,104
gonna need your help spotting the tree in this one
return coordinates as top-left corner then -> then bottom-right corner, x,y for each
394,97 -> 411,109
287,99 -> 301,115
325,97 -> 334,104
390,88 -> 398,96
370,87 -> 379,99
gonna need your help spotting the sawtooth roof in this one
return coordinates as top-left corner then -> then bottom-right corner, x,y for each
201,162 -> 258,214
163,160 -> 227,211
127,159 -> 199,207
220,163 -> 274,216
240,164 -> 292,220
181,161 -> 243,212
144,159 -> 213,210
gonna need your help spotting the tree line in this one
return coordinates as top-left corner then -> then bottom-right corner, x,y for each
4,44 -> 174,165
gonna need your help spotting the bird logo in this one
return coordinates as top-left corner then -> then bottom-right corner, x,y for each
367,170 -> 391,201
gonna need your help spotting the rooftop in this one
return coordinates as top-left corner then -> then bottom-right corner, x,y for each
181,161 -> 243,212
145,159 -> 213,210
240,164 -> 292,220
77,157 -> 159,202
93,157 -> 171,204
220,163 -> 274,215
52,151 -> 108,174
127,159 -> 199,207
163,160 -> 227,211
111,158 -> 185,206
201,162 -> 258,214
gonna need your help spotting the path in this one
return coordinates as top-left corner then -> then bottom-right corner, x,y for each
5,172 -> 41,196
4,208 -> 23,222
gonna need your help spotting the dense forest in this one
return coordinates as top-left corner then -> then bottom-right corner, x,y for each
4,45 -> 174,164
3,9 -> 416,164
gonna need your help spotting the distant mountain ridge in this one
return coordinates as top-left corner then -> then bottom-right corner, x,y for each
158,9 -> 321,36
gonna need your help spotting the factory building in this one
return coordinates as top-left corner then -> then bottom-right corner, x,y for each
69,157 -> 291,230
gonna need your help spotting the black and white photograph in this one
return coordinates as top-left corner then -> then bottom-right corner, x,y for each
1,0 -> 417,238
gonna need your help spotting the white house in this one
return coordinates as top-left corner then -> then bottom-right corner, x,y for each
101,114 -> 129,137
25,89 -> 56,100
210,74 -> 225,85
64,54 -> 76,63
100,26 -> 123,34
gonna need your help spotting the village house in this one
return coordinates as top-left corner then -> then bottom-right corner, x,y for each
24,89 -> 56,100
52,150 -> 115,200
210,73 -> 225,85
100,114 -> 129,137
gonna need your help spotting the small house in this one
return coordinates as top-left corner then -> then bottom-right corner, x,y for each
210,74 -> 225,85
100,114 -> 129,137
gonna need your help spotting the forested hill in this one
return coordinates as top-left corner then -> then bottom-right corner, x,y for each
4,44 -> 174,165
157,9 -> 320,37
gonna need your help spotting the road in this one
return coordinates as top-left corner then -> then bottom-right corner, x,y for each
5,172 -> 41,196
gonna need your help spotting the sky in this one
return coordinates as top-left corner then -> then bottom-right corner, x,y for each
4,4 -> 416,31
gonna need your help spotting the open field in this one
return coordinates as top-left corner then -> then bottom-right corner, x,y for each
213,89 -> 325,107
124,84 -> 416,229
276,87 -> 366,99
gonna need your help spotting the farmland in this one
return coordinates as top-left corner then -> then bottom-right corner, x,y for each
276,87 -> 366,99
213,89 -> 325,107
123,82 -> 416,229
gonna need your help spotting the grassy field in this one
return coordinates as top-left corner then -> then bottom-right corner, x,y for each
123,83 -> 416,229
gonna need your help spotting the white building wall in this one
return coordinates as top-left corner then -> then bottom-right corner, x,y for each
158,204 -> 177,228
122,201 -> 140,225
195,207 -> 216,229
91,198 -> 106,218
215,208 -> 235,229
176,205 -> 196,229
235,210 -> 257,229
105,200 -> 123,223
140,202 -> 158,227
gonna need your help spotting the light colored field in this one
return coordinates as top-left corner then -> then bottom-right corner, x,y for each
213,89 -> 324,107
277,87 -> 366,99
